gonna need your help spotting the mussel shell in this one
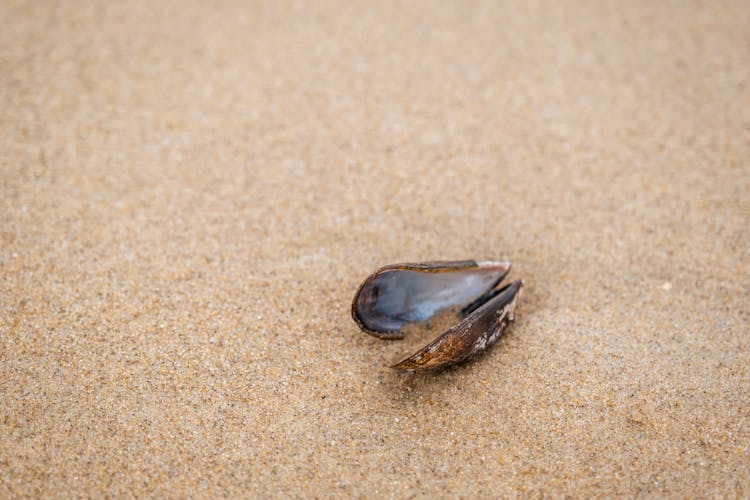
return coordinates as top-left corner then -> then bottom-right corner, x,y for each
351,260 -> 510,339
392,280 -> 523,370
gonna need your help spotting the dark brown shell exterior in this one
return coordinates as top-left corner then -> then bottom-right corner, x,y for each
392,280 -> 523,370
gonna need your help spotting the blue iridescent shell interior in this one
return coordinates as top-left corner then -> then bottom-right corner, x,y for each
355,261 -> 508,333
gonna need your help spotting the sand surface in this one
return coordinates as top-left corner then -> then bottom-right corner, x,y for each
2,0 -> 749,496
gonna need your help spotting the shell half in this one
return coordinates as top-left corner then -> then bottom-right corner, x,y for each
351,260 -> 510,339
391,280 -> 523,370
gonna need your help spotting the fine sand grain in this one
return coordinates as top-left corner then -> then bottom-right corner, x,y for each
1,0 -> 749,496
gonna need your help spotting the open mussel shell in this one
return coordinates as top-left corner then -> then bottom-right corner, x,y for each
391,280 -> 523,370
351,259 -> 523,371
351,260 -> 510,339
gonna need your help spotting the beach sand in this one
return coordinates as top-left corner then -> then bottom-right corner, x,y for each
1,0 -> 749,496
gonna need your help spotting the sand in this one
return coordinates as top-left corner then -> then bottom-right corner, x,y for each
1,0 -> 749,496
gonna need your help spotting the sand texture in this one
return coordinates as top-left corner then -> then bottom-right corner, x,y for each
2,0 -> 749,497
